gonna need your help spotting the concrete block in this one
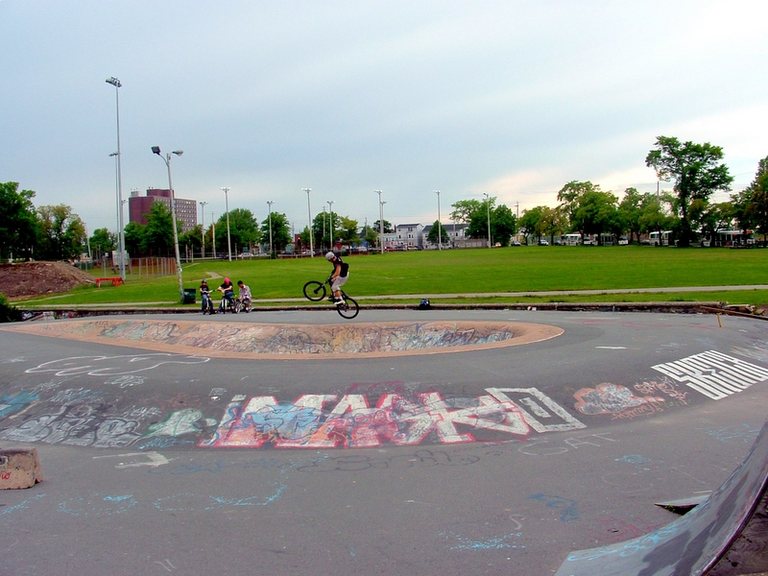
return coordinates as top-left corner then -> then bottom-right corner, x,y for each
0,448 -> 43,489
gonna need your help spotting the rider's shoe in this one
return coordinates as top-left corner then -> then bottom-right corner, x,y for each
334,297 -> 344,306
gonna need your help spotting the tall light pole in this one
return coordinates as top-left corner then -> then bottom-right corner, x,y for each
211,213 -> 216,259
200,201 -> 208,259
220,187 -> 232,261
434,190 -> 442,250
105,77 -> 126,281
374,190 -> 384,254
303,188 -> 313,257
322,206 -> 326,251
327,200 -> 334,250
483,192 -> 492,248
151,146 -> 184,301
267,200 -> 274,257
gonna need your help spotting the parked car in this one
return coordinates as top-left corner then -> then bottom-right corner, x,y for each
538,239 -> 549,246
510,240 -> 521,246
618,237 -> 629,246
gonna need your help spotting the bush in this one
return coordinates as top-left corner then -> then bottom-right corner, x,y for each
0,292 -> 22,323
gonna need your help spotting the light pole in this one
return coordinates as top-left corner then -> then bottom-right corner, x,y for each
211,213 -> 216,259
327,200 -> 334,250
483,192 -> 492,248
220,187 -> 232,261
322,206 -> 326,251
106,77 -> 126,281
434,190 -> 442,250
200,201 -> 208,259
151,146 -> 184,301
303,188 -> 313,257
374,190 -> 384,254
267,200 -> 274,257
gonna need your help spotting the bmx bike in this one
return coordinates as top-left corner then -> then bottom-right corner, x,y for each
302,277 -> 359,319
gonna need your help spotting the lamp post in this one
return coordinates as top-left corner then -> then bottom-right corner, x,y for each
105,77 -> 126,281
322,206 -> 326,251
220,187 -> 232,261
374,190 -> 384,254
200,201 -> 208,259
327,200 -> 334,250
434,190 -> 442,250
211,213 -> 216,259
303,188 -> 313,257
483,192 -> 492,248
267,200 -> 274,257
151,146 -> 184,301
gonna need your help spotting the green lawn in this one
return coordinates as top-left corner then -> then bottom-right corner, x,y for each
17,245 -> 768,307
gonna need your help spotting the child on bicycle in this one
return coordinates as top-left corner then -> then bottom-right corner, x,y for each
325,251 -> 349,305
200,279 -> 213,313
217,277 -> 235,312
237,280 -> 251,310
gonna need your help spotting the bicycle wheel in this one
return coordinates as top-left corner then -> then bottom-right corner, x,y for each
303,280 -> 327,302
233,300 -> 241,314
336,294 -> 359,319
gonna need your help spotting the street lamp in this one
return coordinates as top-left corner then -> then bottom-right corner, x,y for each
434,190 -> 442,250
267,200 -> 274,257
200,201 -> 208,259
105,76 -> 126,281
483,192 -> 492,248
303,188 -> 313,257
322,206 -> 326,251
220,187 -> 232,261
374,190 -> 384,254
151,146 -> 184,301
327,200 -> 334,250
211,213 -> 216,259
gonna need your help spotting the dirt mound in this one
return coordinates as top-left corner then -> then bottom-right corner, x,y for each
0,262 -> 96,299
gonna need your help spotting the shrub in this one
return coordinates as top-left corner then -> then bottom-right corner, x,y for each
0,292 -> 22,323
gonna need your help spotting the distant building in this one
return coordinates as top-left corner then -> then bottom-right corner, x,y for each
128,188 -> 197,233
395,223 -> 424,249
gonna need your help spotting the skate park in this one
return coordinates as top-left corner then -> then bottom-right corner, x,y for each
2,307 -> 768,576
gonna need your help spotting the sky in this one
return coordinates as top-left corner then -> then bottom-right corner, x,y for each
2,0 -> 767,236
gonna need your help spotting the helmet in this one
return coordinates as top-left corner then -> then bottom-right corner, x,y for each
224,278 -> 230,283
325,252 -> 336,261
200,279 -> 208,284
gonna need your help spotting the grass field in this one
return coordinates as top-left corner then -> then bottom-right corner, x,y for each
19,245 -> 768,307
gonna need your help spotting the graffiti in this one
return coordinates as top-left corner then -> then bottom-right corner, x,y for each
104,375 -> 146,388
652,350 -> 768,400
154,560 -> 177,572
144,408 -> 208,438
209,387 -> 226,400
92,451 -> 170,469
439,530 -> 525,550
25,353 -> 210,377
705,424 -> 761,444
0,391 -> 39,419
529,494 -> 579,522
573,383 -> 665,418
297,449 -> 481,473
59,494 -> 138,516
517,433 -> 617,456
148,457 -> 289,476
0,493 -> 47,517
200,387 -> 584,449
633,380 -> 688,404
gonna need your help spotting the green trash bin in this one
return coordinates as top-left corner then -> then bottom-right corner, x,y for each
183,288 -> 196,304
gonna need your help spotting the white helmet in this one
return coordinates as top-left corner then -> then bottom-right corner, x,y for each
325,251 -> 336,261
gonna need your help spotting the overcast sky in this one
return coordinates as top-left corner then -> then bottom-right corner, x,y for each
2,1 -> 767,235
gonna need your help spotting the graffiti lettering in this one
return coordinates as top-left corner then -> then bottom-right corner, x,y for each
518,433 -> 617,456
26,353 -> 209,377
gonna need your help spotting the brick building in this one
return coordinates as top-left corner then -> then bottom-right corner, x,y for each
128,188 -> 197,233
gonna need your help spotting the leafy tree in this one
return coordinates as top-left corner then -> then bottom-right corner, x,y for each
517,206 -> 546,244
123,222 -> 145,257
37,204 -> 86,260
372,219 -> 394,233
179,224 -> 203,256
638,193 -> 675,239
261,212 -> 291,253
143,201 -> 174,256
89,227 -> 116,260
360,224 -> 379,248
539,206 -> 568,244
698,202 -> 734,245
571,190 -> 620,244
618,188 -> 643,244
336,216 -> 359,245
557,181 -> 601,226
645,136 -> 733,246
491,204 -> 517,246
216,208 -> 260,254
734,156 -> 768,242
0,181 -> 38,260
426,220 -> 449,245
450,199 -> 482,225
313,211 -> 340,250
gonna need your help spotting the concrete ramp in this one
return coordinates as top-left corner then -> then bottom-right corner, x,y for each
555,419 -> 768,576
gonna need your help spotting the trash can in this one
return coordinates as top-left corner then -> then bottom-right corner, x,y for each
182,288 -> 196,304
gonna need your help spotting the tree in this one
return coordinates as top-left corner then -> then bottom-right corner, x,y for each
372,219 -> 394,233
0,181 -> 38,260
217,208 -> 260,254
336,216 -> 359,245
699,202 -> 734,245
734,156 -> 768,242
450,199 -> 482,225
313,211 -> 340,250
557,181 -> 601,226
36,204 -> 86,260
638,193 -> 675,239
123,222 -> 145,257
143,201 -> 174,256
179,224 -> 203,257
360,224 -> 379,248
426,220 -> 449,246
261,212 -> 291,253
90,227 -> 116,260
491,204 -> 517,246
645,136 -> 733,246
539,206 -> 567,244
571,190 -> 620,245
517,206 -> 546,244
618,188 -> 643,244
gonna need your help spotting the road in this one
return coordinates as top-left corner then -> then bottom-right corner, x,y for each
1,309 -> 767,575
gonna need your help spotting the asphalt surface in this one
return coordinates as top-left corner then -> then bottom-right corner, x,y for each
1,309 -> 768,576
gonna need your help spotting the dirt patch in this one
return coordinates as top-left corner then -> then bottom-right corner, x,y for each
0,262 -> 96,299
